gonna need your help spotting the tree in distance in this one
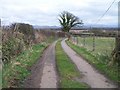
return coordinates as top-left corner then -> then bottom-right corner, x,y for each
58,11 -> 83,32
58,11 -> 83,39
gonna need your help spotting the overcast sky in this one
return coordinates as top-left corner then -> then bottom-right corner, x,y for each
0,0 -> 119,27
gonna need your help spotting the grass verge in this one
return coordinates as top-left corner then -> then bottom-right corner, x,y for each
2,43 -> 47,88
66,40 -> 119,84
55,40 -> 88,88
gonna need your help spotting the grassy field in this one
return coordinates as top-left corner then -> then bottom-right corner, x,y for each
66,40 -> 119,83
2,42 -> 47,88
77,37 -> 115,55
55,40 -> 88,88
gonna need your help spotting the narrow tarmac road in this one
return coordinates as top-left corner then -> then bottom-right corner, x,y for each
24,41 -> 58,88
40,41 -> 58,88
61,39 -> 117,88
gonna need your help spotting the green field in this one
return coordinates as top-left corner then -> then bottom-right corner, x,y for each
77,37 -> 115,55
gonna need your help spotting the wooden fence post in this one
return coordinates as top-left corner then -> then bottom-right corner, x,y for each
83,36 -> 85,46
77,36 -> 78,45
93,34 -> 95,51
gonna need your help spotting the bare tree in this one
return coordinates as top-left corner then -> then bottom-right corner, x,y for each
58,11 -> 83,39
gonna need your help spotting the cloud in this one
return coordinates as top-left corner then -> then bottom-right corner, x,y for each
0,0 -> 119,26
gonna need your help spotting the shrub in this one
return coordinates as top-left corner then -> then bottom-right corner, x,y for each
2,36 -> 25,64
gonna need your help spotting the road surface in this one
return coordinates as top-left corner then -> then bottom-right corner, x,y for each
61,39 -> 117,88
24,41 -> 58,88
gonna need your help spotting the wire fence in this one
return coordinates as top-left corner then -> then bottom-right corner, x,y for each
71,35 -> 115,55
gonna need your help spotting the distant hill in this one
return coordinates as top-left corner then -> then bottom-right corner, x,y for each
33,25 -> 60,29
33,25 -> 118,31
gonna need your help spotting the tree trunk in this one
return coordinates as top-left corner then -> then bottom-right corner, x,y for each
109,36 -> 120,66
115,37 -> 120,65
66,32 -> 71,40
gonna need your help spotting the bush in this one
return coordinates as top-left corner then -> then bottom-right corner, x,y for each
2,37 -> 25,64
10,23 -> 35,45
